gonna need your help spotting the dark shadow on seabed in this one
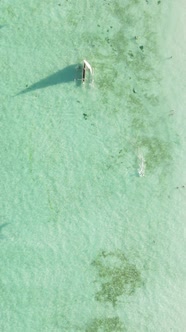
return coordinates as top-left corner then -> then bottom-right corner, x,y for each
0,223 -> 9,240
17,64 -> 83,95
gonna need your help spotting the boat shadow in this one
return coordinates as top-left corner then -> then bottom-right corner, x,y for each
0,223 -> 9,240
17,63 -> 83,95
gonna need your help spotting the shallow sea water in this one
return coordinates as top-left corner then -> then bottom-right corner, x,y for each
0,1 -> 185,331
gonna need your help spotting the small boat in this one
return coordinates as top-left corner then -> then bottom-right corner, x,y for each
82,60 -> 93,83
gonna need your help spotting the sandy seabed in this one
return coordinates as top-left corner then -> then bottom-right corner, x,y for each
0,1 -> 185,331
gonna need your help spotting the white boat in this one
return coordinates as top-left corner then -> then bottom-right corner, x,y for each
82,60 -> 93,83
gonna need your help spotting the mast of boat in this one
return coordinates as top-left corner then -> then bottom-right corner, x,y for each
82,61 -> 86,83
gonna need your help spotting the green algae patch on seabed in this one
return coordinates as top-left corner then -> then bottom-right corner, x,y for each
85,316 -> 125,332
91,251 -> 142,307
0,0 -> 185,331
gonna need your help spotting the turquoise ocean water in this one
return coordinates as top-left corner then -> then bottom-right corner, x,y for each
0,1 -> 185,331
